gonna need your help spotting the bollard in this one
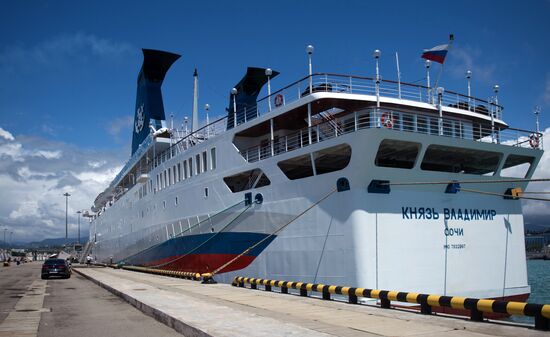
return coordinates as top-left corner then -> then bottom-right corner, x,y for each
322,291 -> 331,300
349,294 -> 358,304
380,298 -> 391,309
251,283 -> 257,290
535,314 -> 549,331
281,286 -> 288,294
265,284 -> 272,292
300,288 -> 307,297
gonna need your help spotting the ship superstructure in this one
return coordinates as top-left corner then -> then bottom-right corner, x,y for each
88,48 -> 543,302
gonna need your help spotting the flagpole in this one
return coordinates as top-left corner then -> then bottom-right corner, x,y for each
433,34 -> 454,94
395,52 -> 401,99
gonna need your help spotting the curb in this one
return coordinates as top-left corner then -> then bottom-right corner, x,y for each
74,267 -> 213,337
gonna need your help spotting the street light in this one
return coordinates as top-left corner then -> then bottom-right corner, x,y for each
231,87 -> 238,128
306,45 -> 314,93
265,68 -> 273,111
63,192 -> 71,242
76,210 -> 82,244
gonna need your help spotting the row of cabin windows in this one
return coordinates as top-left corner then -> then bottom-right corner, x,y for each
374,139 -> 535,178
155,148 -> 217,193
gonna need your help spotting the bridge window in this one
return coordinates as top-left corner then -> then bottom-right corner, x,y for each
278,154 -> 314,180
375,139 -> 420,169
314,144 -> 352,175
223,169 -> 271,193
421,145 -> 501,175
211,148 -> 217,170
500,154 -> 534,178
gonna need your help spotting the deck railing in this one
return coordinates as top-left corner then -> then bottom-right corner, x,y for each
241,108 -> 542,163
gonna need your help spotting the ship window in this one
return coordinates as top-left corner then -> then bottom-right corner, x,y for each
278,154 -> 314,180
402,113 -> 415,132
375,139 -> 420,169
417,115 -> 428,134
175,197 -> 178,206
223,169 -> 271,193
202,151 -> 207,173
168,167 -> 172,185
196,154 -> 201,174
211,148 -> 217,170
177,163 -> 181,182
173,165 -> 177,183
500,154 -> 534,178
204,187 -> 209,198
183,161 -> 188,179
188,158 -> 193,177
421,145 -> 501,175
163,201 -> 166,209
313,144 -> 352,175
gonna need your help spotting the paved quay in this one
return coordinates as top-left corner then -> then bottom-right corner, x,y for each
74,266 -> 547,337
0,262 -> 186,337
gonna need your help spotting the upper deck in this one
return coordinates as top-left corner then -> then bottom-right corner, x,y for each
94,73 -> 543,213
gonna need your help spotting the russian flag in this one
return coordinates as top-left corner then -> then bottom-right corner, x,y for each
421,44 -> 449,64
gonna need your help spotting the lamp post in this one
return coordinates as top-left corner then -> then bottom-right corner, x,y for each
534,106 -> 541,135
437,87 -> 445,136
425,60 -> 431,103
306,45 -> 314,93
231,87 -> 238,128
76,210 -> 82,244
63,192 -> 71,242
2,228 -> 6,249
492,84 -> 499,143
373,49 -> 381,126
204,104 -> 210,138
466,70 -> 472,105
265,68 -> 273,112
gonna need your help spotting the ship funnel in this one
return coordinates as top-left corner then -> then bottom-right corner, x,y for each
226,67 -> 279,129
131,49 -> 181,155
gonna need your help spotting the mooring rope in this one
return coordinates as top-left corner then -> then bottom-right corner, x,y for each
147,202 -> 253,269
383,178 -> 550,186
120,200 -> 245,264
207,187 -> 338,278
460,187 -> 550,202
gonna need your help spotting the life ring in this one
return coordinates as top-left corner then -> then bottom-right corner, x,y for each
529,134 -> 540,149
274,94 -> 284,107
381,113 -> 394,128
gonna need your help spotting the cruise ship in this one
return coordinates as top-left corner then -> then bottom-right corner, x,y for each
87,48 -> 543,304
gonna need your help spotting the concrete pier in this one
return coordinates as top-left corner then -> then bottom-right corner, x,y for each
73,266 -> 546,337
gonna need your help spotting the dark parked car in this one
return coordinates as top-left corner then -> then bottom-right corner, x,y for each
41,258 -> 71,279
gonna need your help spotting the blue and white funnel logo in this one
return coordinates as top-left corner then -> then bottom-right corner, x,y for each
135,104 -> 145,133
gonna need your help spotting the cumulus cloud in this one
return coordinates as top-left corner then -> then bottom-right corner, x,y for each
521,127 -> 550,227
107,116 -> 133,142
0,127 -> 14,141
0,127 -> 124,242
544,74 -> 550,105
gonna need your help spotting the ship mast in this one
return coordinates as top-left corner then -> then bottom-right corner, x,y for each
192,68 -> 199,132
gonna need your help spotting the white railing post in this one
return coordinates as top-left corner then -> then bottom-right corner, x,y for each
354,110 -> 358,131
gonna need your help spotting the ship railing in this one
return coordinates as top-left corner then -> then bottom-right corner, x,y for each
250,73 -> 502,124
151,116 -> 228,169
241,108 -> 542,163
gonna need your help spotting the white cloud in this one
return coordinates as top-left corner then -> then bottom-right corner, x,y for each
0,127 -> 14,141
31,150 -> 62,159
544,74 -> 550,105
107,116 -> 133,139
0,32 -> 133,75
0,128 -> 124,242
449,45 -> 496,84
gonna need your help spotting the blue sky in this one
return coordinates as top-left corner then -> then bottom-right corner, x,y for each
0,1 -> 549,241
